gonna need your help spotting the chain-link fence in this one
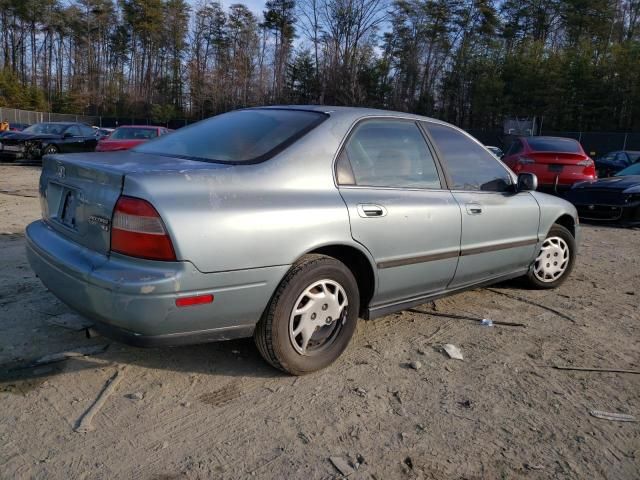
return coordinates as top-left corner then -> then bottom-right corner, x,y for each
2,106 -> 637,158
0,107 -> 98,127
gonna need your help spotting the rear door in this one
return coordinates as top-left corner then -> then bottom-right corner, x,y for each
424,122 -> 540,288
337,119 -> 461,306
79,124 -> 99,151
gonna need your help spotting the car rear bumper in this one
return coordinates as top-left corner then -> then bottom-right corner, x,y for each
26,220 -> 288,345
514,164 -> 595,189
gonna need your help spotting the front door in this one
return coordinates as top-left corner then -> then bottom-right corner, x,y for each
336,119 -> 461,307
424,122 -> 540,288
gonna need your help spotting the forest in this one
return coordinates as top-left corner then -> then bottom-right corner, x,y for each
0,0 -> 639,131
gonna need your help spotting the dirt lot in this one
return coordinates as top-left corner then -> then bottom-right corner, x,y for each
0,165 -> 638,479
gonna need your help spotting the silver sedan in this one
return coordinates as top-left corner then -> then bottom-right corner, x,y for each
26,107 -> 579,374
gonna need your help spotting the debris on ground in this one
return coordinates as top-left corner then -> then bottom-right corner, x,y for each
45,313 -> 93,331
552,365 -> 640,375
409,360 -> 422,370
126,392 -> 144,401
23,344 -> 109,368
329,456 -> 355,476
588,410 -> 636,422
75,367 -> 127,433
443,344 -> 463,360
354,387 -> 367,397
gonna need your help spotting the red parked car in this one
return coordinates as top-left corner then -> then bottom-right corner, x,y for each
95,125 -> 170,152
503,136 -> 596,192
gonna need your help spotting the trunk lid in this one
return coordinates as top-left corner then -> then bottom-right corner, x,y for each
40,152 -> 223,255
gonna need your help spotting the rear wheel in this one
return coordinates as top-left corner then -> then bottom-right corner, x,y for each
254,254 -> 359,375
525,224 -> 575,289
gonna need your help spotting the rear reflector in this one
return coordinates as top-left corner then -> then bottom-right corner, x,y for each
111,196 -> 176,261
175,294 -> 214,307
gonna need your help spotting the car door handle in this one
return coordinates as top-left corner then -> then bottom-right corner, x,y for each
357,204 -> 387,218
465,203 -> 482,215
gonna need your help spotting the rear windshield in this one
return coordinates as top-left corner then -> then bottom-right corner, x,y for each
526,137 -> 582,153
111,127 -> 158,140
133,109 -> 327,164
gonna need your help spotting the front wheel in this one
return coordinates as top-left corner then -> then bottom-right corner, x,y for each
525,224 -> 576,289
254,254 -> 359,375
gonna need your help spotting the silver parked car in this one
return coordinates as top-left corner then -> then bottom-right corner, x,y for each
26,107 -> 580,374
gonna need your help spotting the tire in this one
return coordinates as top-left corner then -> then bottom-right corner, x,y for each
43,145 -> 59,156
254,254 -> 360,375
525,224 -> 576,289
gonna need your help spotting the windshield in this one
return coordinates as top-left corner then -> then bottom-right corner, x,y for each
110,127 -> 158,140
526,137 -> 582,153
23,123 -> 69,135
616,163 -> 640,176
133,109 -> 327,164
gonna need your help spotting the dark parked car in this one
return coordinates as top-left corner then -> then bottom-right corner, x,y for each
503,136 -> 596,193
0,122 -> 98,160
566,162 -> 640,224
595,150 -> 640,178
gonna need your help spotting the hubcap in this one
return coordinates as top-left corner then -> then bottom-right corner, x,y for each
289,279 -> 348,355
533,236 -> 570,282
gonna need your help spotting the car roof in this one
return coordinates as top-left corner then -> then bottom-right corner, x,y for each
252,105 -> 453,125
519,135 -> 579,141
115,125 -> 162,129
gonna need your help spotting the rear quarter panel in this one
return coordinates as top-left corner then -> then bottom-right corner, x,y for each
122,119 -> 371,274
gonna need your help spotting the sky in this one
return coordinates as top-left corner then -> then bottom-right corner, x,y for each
186,0 -> 266,17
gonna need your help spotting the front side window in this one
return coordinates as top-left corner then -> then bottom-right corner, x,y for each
425,122 -> 513,192
338,120 -> 441,189
134,109 -> 327,164
65,125 -> 82,137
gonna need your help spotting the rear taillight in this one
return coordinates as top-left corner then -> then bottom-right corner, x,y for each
577,158 -> 594,167
111,196 -> 176,261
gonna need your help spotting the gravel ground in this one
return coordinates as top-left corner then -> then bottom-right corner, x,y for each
0,165 -> 638,479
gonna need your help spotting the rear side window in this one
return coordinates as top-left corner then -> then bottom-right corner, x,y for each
338,120 -> 441,189
506,139 -> 523,156
425,122 -> 512,192
112,127 -> 159,140
526,137 -> 582,153
80,125 -> 96,136
134,109 -> 327,164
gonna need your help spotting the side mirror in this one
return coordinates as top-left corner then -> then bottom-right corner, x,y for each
63,132 -> 73,138
517,173 -> 538,192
